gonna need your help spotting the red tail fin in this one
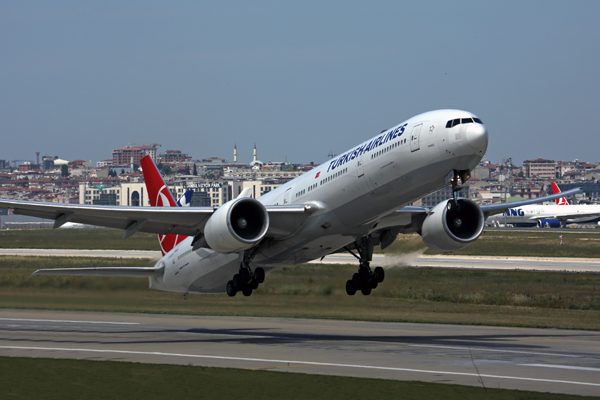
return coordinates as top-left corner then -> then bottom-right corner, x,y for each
550,182 -> 568,206
140,155 -> 187,255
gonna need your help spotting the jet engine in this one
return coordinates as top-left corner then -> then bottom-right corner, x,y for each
537,219 -> 561,228
421,198 -> 484,253
204,197 -> 269,254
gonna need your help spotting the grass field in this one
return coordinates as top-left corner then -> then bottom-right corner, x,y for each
2,256 -> 599,330
382,230 -> 600,258
3,357 -> 594,400
1,227 -> 599,258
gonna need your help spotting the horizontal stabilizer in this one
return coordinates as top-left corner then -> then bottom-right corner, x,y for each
32,266 -> 164,278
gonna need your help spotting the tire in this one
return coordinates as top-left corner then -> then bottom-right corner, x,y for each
361,286 -> 372,296
242,286 -> 253,297
374,266 -> 385,283
352,273 -> 361,288
233,273 -> 244,289
255,267 -> 265,284
371,280 -> 378,289
251,280 -> 259,290
346,280 -> 357,296
239,268 -> 250,280
226,281 -> 237,297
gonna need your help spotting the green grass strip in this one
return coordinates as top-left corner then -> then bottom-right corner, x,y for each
0,357 -> 596,400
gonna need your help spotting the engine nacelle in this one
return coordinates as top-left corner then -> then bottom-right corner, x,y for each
204,197 -> 269,254
537,219 -> 561,228
421,198 -> 484,253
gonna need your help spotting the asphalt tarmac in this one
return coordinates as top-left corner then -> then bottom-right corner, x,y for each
0,309 -> 598,396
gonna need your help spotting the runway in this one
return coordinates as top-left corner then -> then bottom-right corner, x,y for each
315,254 -> 600,272
0,309 -> 598,396
1,248 -> 600,272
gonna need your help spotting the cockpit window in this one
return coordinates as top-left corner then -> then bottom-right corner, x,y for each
446,117 -> 484,128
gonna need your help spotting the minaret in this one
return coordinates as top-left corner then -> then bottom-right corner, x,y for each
233,144 -> 237,162
253,143 -> 257,163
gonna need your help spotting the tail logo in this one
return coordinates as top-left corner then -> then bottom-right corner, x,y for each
156,185 -> 175,208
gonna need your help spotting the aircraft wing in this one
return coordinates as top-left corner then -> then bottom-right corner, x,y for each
0,198 -> 310,239
479,188 -> 582,218
368,188 -> 583,248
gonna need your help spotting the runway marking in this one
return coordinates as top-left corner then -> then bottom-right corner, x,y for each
520,364 -> 600,372
1,345 -> 599,387
0,318 -> 140,325
401,343 -> 581,358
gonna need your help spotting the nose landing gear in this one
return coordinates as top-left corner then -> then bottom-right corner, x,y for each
344,236 -> 385,296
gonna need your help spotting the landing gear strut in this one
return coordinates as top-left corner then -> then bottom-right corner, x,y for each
450,169 -> 463,206
344,236 -> 385,296
450,169 -> 471,206
226,249 -> 265,297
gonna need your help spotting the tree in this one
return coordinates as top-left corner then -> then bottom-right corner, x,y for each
193,164 -> 198,176
61,165 -> 68,177
184,166 -> 191,175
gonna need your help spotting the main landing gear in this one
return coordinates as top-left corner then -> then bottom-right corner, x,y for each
226,250 -> 265,297
344,236 -> 385,296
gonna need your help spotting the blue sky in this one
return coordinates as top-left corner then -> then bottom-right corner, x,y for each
2,1 -> 599,165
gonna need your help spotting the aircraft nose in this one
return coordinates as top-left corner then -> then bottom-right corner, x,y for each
465,123 -> 488,150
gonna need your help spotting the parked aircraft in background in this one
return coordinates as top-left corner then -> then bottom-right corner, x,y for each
486,182 -> 598,228
551,182 -> 569,206
0,110 -> 580,297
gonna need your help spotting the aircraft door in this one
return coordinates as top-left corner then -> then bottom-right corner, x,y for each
410,124 -> 422,152
283,187 -> 292,204
357,153 -> 364,177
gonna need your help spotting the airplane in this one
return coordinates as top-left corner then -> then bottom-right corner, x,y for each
0,110 -> 581,297
486,182 -> 599,228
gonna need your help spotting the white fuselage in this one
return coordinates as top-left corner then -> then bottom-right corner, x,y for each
149,109 -> 488,293
486,204 -> 600,227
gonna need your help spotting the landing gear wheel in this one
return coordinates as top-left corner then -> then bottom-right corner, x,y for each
242,286 -> 253,297
226,281 -> 237,297
233,273 -> 245,289
346,280 -> 357,296
254,267 -> 265,284
374,267 -> 385,283
361,286 -> 372,296
352,273 -> 361,287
